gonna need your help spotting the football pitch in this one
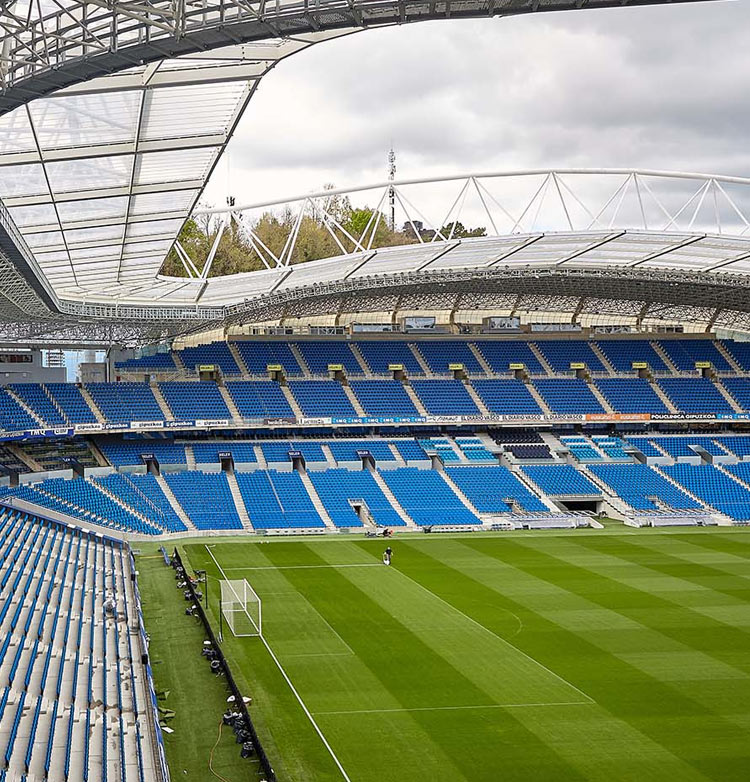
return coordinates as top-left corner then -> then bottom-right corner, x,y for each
174,530 -> 750,782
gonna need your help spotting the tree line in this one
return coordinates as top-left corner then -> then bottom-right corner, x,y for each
161,193 -> 486,278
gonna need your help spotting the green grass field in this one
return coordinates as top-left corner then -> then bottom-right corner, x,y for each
147,529 -> 750,782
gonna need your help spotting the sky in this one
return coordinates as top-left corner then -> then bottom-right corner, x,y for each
202,0 -> 747,222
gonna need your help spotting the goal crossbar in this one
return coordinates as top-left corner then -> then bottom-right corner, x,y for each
220,578 -> 262,637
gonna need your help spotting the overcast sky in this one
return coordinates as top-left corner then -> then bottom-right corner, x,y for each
203,1 -> 746,218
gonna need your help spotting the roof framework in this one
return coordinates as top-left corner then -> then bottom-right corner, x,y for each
0,0 -> 734,345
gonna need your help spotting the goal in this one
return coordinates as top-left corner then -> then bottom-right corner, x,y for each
220,579 -> 262,637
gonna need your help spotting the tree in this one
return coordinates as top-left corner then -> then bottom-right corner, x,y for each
439,221 -> 487,239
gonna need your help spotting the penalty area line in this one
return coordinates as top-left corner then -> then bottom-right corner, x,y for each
224,563 -> 382,571
204,545 -> 353,782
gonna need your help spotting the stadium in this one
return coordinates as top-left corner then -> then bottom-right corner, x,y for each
0,1 -> 749,781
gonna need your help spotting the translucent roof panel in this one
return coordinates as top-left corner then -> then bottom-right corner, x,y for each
0,163 -> 48,199
46,156 -> 134,194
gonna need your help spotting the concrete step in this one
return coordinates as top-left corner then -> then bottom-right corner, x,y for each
155,473 -> 195,530
342,384 -> 366,416
225,472 -> 253,530
5,387 -> 45,427
281,385 -> 304,418
404,383 -> 428,416
368,468 -> 418,528
349,343 -> 372,375
713,378 -> 744,413
528,343 -> 555,376
150,383 -> 175,421
715,340 -> 743,373
289,344 -> 311,376
589,343 -> 616,375
298,470 -> 336,530
79,386 -> 106,424
464,380 -> 490,415
526,380 -> 553,416
649,341 -> 679,373
649,379 -> 679,413
228,342 -> 249,375
587,380 -> 614,414
408,344 -> 432,376
218,385 -> 242,421
42,384 -> 71,426
468,343 -> 494,376
185,445 -> 196,469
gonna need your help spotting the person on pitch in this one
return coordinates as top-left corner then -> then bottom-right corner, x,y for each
383,546 -> 393,566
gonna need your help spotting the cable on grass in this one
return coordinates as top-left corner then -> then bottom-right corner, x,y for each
208,719 -> 232,782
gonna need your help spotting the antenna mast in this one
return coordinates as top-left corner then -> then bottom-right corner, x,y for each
388,146 -> 396,230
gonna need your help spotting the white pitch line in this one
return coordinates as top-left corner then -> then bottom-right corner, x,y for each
390,565 -> 596,704
314,701 -> 593,716
204,545 -> 352,782
224,563 -> 382,571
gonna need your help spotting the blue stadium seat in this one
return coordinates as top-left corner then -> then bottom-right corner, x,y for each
0,388 -> 41,431
356,342 -> 425,375
413,341 -> 484,374
309,469 -> 404,527
8,384 -> 66,427
349,380 -> 419,416
287,381 -> 356,417
233,341 -> 303,375
44,384 -> 97,424
532,379 -> 604,414
85,383 -> 163,424
165,472 -> 243,530
657,339 -> 732,371
522,464 -> 599,495
115,352 -> 176,372
158,382 -> 231,420
177,341 -> 240,375
719,377 -> 750,411
98,438 -> 186,467
662,463 -> 750,519
594,378 -> 669,414
472,342 -> 544,374
379,468 -> 482,525
589,463 -> 701,510
294,342 -> 363,375
327,441 -> 396,463
225,381 -> 294,418
721,340 -> 750,371
471,379 -> 543,415
533,341 -> 605,373
410,380 -> 480,415
657,378 -> 734,414
236,470 -> 325,528
594,340 -> 668,373
446,466 -> 547,512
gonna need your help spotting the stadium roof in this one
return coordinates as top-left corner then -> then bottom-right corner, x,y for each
0,0 -> 730,345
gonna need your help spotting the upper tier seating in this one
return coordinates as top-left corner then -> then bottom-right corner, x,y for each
589,463 -> 701,510
116,351 -> 176,371
327,440 -> 396,463
379,468 -> 482,525
234,341 -> 303,375
534,341 -> 605,373
92,472 -> 187,532
594,378 -> 669,414
177,341 -> 240,375
662,463 -> 750,519
0,388 -> 41,431
295,342 -> 363,375
473,342 -> 544,374
287,381 -> 356,417
225,381 -> 294,418
309,469 -> 404,527
625,437 -> 666,458
349,380 -> 419,417
98,438 -> 186,467
236,470 -> 325,529
722,340 -> 750,371
413,342 -> 484,374
471,379 -> 543,415
0,509 -> 157,779
409,380 -> 480,415
657,378 -> 734,414
446,465 -> 548,512
192,442 -> 258,464
719,377 -> 750,412
158,382 -> 231,420
44,384 -> 97,424
8,384 -> 66,427
522,464 -> 600,495
85,383 -> 163,424
657,339 -> 732,371
594,340 -> 668,373
165,471 -> 242,530
356,342 -> 425,375
532,379 -> 605,414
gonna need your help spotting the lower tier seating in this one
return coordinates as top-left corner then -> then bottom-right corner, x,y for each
522,464 -> 600,496
589,463 -> 701,511
661,463 -> 750,520
164,472 -> 242,530
309,469 -> 405,527
446,466 -> 548,512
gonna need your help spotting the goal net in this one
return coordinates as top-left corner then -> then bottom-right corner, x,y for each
220,579 -> 262,637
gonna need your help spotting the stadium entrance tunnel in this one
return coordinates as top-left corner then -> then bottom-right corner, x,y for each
554,499 -> 602,513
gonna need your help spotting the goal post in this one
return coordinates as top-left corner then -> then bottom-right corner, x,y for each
220,579 -> 262,637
